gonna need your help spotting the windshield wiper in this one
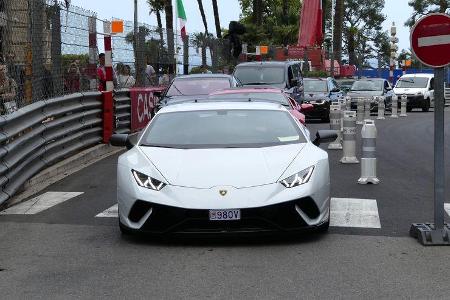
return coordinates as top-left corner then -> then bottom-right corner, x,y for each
171,84 -> 185,95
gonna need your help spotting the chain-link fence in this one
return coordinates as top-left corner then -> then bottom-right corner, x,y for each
0,0 -> 235,115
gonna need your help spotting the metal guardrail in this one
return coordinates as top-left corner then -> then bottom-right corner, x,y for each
114,90 -> 132,134
0,92 -> 103,206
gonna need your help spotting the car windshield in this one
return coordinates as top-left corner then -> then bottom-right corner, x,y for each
351,80 -> 383,91
209,92 -> 291,107
395,77 -> 429,88
141,109 -> 305,149
234,67 -> 285,85
304,80 -> 328,92
166,78 -> 231,96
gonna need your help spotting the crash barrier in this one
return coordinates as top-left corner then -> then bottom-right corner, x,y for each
341,111 -> 359,164
400,94 -> 408,117
328,103 -> 342,150
445,88 -> 450,103
377,96 -> 386,120
113,87 -> 165,134
0,92 -> 105,206
358,119 -> 379,184
356,98 -> 365,125
364,98 -> 371,119
391,95 -> 399,118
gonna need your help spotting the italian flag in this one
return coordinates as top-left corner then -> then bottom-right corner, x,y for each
177,0 -> 187,40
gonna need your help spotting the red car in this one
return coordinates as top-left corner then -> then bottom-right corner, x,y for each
209,87 -> 313,125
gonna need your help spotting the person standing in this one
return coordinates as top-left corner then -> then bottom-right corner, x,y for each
97,53 -> 107,91
118,65 -> 136,88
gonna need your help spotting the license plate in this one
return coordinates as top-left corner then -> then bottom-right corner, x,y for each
209,209 -> 241,221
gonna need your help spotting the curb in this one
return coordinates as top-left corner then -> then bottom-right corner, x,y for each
7,144 -> 123,208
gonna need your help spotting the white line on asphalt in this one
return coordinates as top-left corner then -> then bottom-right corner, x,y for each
418,34 -> 450,47
0,192 -> 83,215
330,198 -> 381,229
445,203 -> 450,217
96,204 -> 118,218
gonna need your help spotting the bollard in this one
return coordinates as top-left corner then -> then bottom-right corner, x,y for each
400,94 -> 407,117
377,96 -> 385,120
328,103 -> 343,150
340,111 -> 359,164
345,96 -> 352,111
364,97 -> 372,119
357,97 -> 365,125
358,119 -> 379,184
391,95 -> 399,118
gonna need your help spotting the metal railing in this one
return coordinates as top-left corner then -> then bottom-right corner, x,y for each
114,90 -> 131,134
0,92 -> 103,206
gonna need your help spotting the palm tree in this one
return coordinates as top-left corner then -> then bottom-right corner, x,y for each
333,0 -> 344,65
211,0 -> 222,38
193,32 -> 214,67
164,0 -> 175,74
197,0 -> 208,35
147,0 -> 165,45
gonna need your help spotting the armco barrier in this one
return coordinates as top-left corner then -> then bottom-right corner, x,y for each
113,87 -> 165,134
0,92 -> 104,206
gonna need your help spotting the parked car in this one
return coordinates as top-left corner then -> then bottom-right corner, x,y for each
347,78 -> 394,111
111,101 -> 336,235
210,87 -> 313,125
302,78 -> 345,122
393,73 -> 434,112
233,61 -> 304,103
158,74 -> 241,108
335,78 -> 356,94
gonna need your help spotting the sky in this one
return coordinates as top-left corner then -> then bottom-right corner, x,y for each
70,0 -> 414,51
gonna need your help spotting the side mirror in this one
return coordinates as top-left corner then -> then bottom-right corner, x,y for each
110,134 -> 135,150
313,130 -> 338,146
301,103 -> 314,112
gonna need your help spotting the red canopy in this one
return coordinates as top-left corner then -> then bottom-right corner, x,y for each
298,0 -> 324,48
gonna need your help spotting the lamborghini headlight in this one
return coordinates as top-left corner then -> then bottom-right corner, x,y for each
280,166 -> 315,188
132,170 -> 166,191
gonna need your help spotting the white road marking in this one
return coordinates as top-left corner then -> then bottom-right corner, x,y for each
418,34 -> 450,47
0,192 -> 83,215
96,204 -> 118,218
445,203 -> 450,217
330,198 -> 381,228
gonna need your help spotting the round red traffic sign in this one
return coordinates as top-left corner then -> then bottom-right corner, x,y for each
410,13 -> 450,68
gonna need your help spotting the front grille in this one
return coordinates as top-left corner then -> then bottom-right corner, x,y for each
128,200 -> 153,223
139,198 -> 320,233
295,197 -> 320,219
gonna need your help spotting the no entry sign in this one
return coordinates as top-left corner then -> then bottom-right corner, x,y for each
410,13 -> 450,67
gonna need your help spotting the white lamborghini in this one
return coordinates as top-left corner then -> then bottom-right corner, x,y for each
111,100 -> 336,235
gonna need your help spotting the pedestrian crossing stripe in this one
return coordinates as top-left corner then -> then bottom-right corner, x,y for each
96,204 -> 118,218
96,198 -> 382,229
0,192 -> 84,215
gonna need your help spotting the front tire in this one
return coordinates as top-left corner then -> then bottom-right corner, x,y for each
422,99 -> 430,112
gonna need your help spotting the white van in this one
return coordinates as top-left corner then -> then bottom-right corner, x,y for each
394,73 -> 434,112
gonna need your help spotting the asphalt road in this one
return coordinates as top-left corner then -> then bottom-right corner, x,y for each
1,108 -> 450,299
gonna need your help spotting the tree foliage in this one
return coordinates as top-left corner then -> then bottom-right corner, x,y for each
405,0 -> 449,27
343,0 -> 385,68
238,0 -> 301,46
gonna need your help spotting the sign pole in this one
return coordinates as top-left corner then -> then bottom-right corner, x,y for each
434,67 -> 445,231
409,13 -> 450,245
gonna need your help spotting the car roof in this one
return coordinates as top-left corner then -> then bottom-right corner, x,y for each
399,73 -> 434,78
158,101 -> 285,114
236,61 -> 292,67
175,74 -> 233,80
210,87 -> 283,95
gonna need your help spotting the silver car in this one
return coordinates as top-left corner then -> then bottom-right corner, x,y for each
111,101 -> 336,236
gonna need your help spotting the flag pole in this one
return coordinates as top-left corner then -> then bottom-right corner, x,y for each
174,0 -> 178,75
